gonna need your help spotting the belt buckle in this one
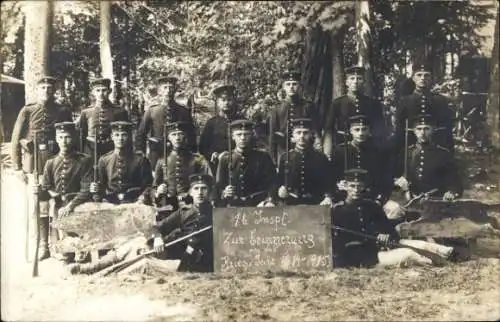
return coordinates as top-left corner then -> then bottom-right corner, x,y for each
39,144 -> 47,151
118,193 -> 125,201
61,195 -> 66,202
240,197 -> 247,201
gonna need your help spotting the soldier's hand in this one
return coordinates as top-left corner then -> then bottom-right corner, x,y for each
156,183 -> 168,197
443,191 -> 457,201
89,182 -> 99,194
377,233 -> 391,246
210,152 -> 219,163
32,184 -> 41,195
337,180 -> 347,191
320,196 -> 333,207
332,201 -> 345,209
278,186 -> 289,199
383,200 -> 406,220
153,237 -> 165,255
394,176 -> 409,191
58,204 -> 74,217
222,185 -> 235,199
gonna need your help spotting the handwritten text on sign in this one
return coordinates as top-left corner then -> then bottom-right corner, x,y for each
213,205 -> 332,273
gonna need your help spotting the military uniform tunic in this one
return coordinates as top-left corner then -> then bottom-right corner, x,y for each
332,198 -> 399,268
268,97 -> 319,163
324,94 -> 387,147
97,150 -> 153,203
11,101 -> 73,173
39,152 -> 93,209
216,148 -> 277,207
275,148 -> 333,205
79,101 -> 129,156
393,143 -> 463,197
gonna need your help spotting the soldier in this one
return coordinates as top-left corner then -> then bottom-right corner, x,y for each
79,78 -> 129,157
136,75 -> 195,170
199,84 -> 243,174
332,114 -> 393,204
90,121 -> 153,204
153,121 -> 211,216
150,173 -> 215,272
273,118 -> 334,206
216,119 -> 276,207
268,69 -> 320,163
35,122 -> 93,260
11,76 -> 73,174
393,62 -> 455,152
323,66 -> 386,159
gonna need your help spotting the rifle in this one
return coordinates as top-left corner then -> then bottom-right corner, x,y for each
344,121 -> 348,171
32,131 -> 40,277
227,121 -> 233,206
158,129 -> 178,210
92,126 -> 101,202
403,119 -> 411,201
283,108 -> 290,206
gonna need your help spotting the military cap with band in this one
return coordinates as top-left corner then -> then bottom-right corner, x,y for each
343,168 -> 369,182
230,119 -> 255,131
345,66 -> 365,75
213,84 -> 236,97
37,76 -> 57,85
290,118 -> 313,129
157,76 -> 178,85
282,69 -> 301,82
54,121 -> 76,133
110,121 -> 134,132
90,78 -> 111,89
189,173 -> 214,187
412,114 -> 435,126
165,121 -> 192,134
348,114 -> 370,126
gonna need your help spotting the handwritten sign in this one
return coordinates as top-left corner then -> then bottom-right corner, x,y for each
213,205 -> 332,273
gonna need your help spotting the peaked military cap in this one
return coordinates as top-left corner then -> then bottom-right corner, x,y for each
90,78 -> 111,89
230,119 -> 255,131
413,56 -> 432,74
165,121 -> 192,134
343,168 -> 369,182
54,121 -> 76,133
345,66 -> 365,75
157,75 -> 178,85
213,84 -> 236,97
282,69 -> 301,82
412,114 -> 436,126
110,121 -> 133,132
290,118 -> 313,130
37,76 -> 57,85
189,173 -> 214,187
348,114 -> 370,126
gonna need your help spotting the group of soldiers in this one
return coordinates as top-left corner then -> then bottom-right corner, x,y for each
10,60 -> 463,272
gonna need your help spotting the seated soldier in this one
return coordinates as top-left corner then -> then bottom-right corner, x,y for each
216,119 -> 276,207
333,168 -> 455,268
273,118 -> 334,206
90,121 -> 153,204
149,173 -> 214,272
153,121 -> 211,217
385,114 -> 463,222
35,122 -> 93,260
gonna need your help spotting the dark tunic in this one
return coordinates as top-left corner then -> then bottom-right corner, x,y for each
394,91 -> 455,152
268,97 -> 319,163
324,94 -> 387,147
275,147 -> 334,205
78,101 -> 129,156
216,148 -> 277,207
11,101 -> 73,173
393,143 -> 463,197
332,198 -> 399,268
97,150 -> 153,204
39,152 -> 93,209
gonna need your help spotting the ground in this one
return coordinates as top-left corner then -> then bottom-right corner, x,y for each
1,148 -> 500,321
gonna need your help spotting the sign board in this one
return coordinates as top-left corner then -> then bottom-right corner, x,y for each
213,205 -> 332,273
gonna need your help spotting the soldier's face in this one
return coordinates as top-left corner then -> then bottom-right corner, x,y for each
38,84 -> 55,102
111,130 -> 130,148
216,94 -> 234,112
345,180 -> 365,201
414,124 -> 433,143
190,183 -> 209,205
56,131 -> 73,153
93,86 -> 110,103
291,127 -> 312,148
168,131 -> 186,149
350,124 -> 370,143
232,129 -> 253,149
282,80 -> 299,98
346,74 -> 364,93
159,83 -> 176,99
413,71 -> 432,89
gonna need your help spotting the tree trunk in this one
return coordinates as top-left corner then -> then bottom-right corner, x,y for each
100,1 -> 115,100
23,1 -> 53,103
332,33 -> 346,99
487,3 -> 499,148
355,0 -> 374,96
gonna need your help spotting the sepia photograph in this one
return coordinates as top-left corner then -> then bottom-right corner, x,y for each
1,0 -> 499,321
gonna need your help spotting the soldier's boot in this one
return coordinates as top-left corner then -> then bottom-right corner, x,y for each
69,251 -> 121,275
38,217 -> 50,261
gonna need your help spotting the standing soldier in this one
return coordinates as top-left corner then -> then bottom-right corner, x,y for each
35,122 -> 93,260
216,119 -> 277,207
90,121 -> 153,204
153,121 -> 211,216
268,69 -> 320,164
323,66 -> 386,159
199,84 -> 243,174
393,61 -> 455,152
79,78 -> 129,157
136,75 -> 195,170
273,118 -> 334,206
11,76 -> 73,174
